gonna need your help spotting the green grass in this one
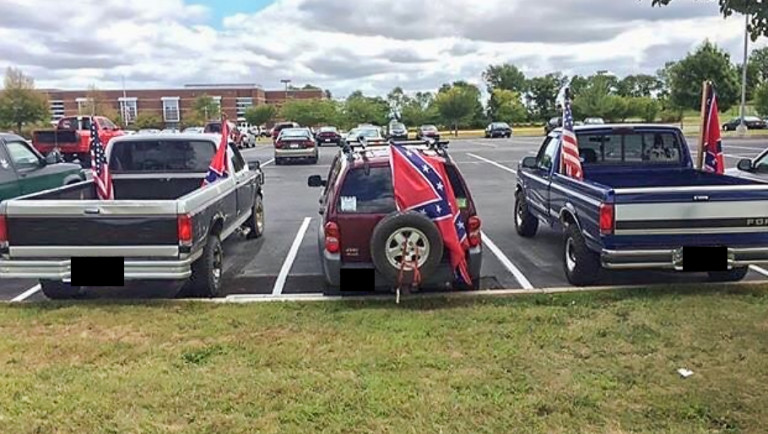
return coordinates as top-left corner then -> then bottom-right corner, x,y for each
1,285 -> 768,432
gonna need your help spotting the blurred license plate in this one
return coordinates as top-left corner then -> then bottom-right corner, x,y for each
290,144 -> 299,149
325,139 -> 331,142
682,246 -> 727,271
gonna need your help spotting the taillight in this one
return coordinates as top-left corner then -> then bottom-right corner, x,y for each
599,203 -> 614,235
0,215 -> 7,245
178,214 -> 193,246
305,140 -> 315,147
468,216 -> 481,247
324,222 -> 340,253
274,140 -> 283,149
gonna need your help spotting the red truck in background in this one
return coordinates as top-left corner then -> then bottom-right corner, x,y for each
32,116 -> 124,167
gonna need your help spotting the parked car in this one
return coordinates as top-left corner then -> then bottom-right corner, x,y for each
138,129 -> 161,134
544,117 -> 562,134
484,122 -> 512,138
416,125 -> 440,140
583,117 -> 605,125
0,133 -> 265,299
182,127 -> 204,134
204,120 -> 246,148
515,124 -> 768,286
274,127 -> 318,165
387,121 -> 409,141
722,116 -> 767,131
729,147 -> 768,181
307,144 -> 482,293
342,127 -> 385,145
315,126 -> 342,146
271,121 -> 301,141
161,128 -> 180,134
0,133 -> 85,201
32,116 -> 124,167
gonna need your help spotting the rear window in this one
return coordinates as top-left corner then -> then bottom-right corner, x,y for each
422,125 -> 437,131
319,127 -> 337,132
58,117 -> 90,130
336,163 -> 469,214
492,123 -> 509,128
281,129 -> 310,138
109,140 -> 216,172
575,132 -> 682,165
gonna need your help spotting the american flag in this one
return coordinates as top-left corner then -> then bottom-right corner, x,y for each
560,90 -> 584,180
702,84 -> 724,174
90,122 -> 113,200
390,143 -> 471,284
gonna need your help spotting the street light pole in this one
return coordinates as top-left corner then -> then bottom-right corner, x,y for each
737,12 -> 749,137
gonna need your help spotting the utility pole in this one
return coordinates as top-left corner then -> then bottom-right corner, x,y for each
281,79 -> 291,102
122,76 -> 128,125
737,12 -> 749,137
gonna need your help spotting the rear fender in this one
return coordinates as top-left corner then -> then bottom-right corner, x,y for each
62,174 -> 84,185
559,204 -> 581,231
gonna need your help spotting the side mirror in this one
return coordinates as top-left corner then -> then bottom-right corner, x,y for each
521,156 -> 537,169
737,158 -> 753,172
248,160 -> 261,170
308,175 -> 326,187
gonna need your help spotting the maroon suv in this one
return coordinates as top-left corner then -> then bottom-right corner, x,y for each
307,145 -> 482,292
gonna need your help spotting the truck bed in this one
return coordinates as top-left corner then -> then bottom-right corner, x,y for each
586,168 -> 757,190
26,176 -> 203,201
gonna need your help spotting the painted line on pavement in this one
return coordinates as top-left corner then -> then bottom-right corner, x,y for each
272,217 -> 312,295
11,284 -> 41,302
467,153 -> 517,174
261,158 -> 275,167
749,265 -> 768,278
474,142 -> 497,148
481,232 -> 534,290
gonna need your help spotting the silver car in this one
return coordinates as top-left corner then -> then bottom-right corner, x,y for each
729,148 -> 768,181
274,128 -> 318,165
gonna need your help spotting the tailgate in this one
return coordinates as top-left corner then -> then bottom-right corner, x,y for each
33,130 -> 79,145
4,200 -> 180,258
609,185 -> 768,247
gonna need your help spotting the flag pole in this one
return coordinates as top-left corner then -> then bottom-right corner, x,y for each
696,81 -> 709,170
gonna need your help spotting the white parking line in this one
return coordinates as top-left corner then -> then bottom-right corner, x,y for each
726,145 -> 766,152
474,142 -> 497,148
467,153 -> 517,174
272,217 -> 312,295
261,158 -> 275,167
749,265 -> 768,278
481,232 -> 534,290
11,284 -> 41,302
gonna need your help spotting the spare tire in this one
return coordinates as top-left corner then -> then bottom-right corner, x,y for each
370,212 -> 444,287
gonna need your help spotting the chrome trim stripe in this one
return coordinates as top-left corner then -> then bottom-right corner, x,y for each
615,184 -> 768,194
221,211 -> 252,240
523,172 -> 603,206
6,201 -> 177,216
112,173 -> 204,179
614,227 -> 768,235
178,177 -> 237,214
615,201 -> 768,220
8,245 -> 179,258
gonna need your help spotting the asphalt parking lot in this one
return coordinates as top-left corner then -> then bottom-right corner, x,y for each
2,134 -> 768,302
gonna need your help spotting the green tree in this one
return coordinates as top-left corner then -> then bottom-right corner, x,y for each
342,92 -> 389,127
617,74 -> 662,98
192,94 -> 220,122
749,47 -> 768,85
244,105 -> 278,127
490,89 -> 527,124
0,67 -> 49,133
667,41 -> 740,112
280,99 -> 339,127
482,64 -> 526,93
651,1 -> 768,40
631,97 -> 661,122
133,113 -> 162,129
79,85 -> 119,120
755,82 -> 768,117
387,86 -> 409,120
435,86 -> 478,135
446,81 -> 485,127
525,72 -> 568,121
401,92 -> 436,127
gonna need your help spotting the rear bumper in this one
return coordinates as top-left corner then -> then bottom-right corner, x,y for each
321,247 -> 483,288
274,148 -> 317,158
601,247 -> 768,270
0,254 -> 200,281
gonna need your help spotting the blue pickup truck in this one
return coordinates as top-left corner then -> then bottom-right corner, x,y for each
515,124 -> 768,286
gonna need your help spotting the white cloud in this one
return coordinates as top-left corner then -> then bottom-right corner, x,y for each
0,0 -> 764,98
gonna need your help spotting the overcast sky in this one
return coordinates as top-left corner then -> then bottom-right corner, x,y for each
0,0 -> 764,98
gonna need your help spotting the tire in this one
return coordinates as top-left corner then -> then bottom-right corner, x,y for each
183,235 -> 224,298
310,156 -> 318,164
514,192 -> 539,237
708,267 -> 748,282
563,224 -> 601,286
40,280 -> 82,300
244,195 -> 264,239
370,212 -> 444,287
275,157 -> 283,166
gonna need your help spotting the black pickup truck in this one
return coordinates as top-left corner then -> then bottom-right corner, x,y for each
0,133 -> 265,299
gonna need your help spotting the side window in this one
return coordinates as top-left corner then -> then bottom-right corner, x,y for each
444,164 -> 469,209
6,142 -> 41,170
323,154 -> 342,196
536,137 -> 560,172
99,117 -> 116,130
228,143 -> 246,172
755,152 -> 768,173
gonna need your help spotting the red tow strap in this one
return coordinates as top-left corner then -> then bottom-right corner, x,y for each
396,242 -> 421,303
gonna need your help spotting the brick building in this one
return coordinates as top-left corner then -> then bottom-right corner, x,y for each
41,84 -> 324,129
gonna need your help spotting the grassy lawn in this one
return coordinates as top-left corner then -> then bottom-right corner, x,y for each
1,285 -> 768,432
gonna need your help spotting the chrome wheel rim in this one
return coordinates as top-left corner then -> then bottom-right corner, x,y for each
385,227 -> 430,270
255,202 -> 264,233
212,243 -> 223,284
565,238 -> 576,272
516,200 -> 524,226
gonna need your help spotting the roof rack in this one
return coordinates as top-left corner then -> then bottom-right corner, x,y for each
341,137 -> 451,160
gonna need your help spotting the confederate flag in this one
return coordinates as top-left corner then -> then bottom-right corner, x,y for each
203,119 -> 229,186
390,143 -> 471,283
702,84 -> 725,174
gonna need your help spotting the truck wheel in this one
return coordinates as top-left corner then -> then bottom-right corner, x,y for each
370,212 -> 443,287
185,235 -> 223,298
40,280 -> 82,300
708,267 -> 748,282
245,195 -> 265,239
563,224 -> 600,286
514,192 -> 539,237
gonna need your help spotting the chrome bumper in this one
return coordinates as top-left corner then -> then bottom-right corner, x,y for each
601,247 -> 768,270
274,148 -> 316,158
0,254 -> 200,281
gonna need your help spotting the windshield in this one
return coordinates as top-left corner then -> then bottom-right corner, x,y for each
109,140 -> 216,172
575,131 -> 682,165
